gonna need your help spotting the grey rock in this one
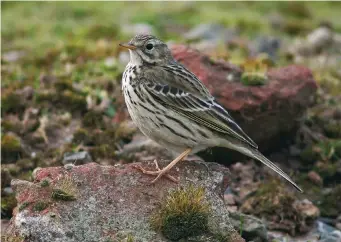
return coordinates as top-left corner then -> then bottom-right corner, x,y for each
62,151 -> 92,165
268,221 -> 341,242
229,211 -> 268,242
2,50 -> 26,62
250,36 -> 281,60
185,23 -> 238,43
5,161 -> 244,242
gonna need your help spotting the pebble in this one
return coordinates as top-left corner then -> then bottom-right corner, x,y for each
308,171 -> 323,185
62,151 -> 93,165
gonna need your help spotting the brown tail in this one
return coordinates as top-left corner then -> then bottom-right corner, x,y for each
227,142 -> 303,192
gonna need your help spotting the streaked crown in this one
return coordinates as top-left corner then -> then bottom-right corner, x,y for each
120,34 -> 174,65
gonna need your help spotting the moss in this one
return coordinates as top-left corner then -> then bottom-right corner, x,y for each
90,144 -> 116,160
279,2 -> 311,19
318,140 -> 341,161
241,72 -> 267,86
51,176 -> 77,201
54,79 -> 74,92
300,144 -> 320,164
1,120 -> 23,133
314,161 -> 338,182
323,122 -> 341,138
1,194 -> 17,218
19,201 -> 31,211
240,179 -> 303,235
36,90 -> 87,112
282,19 -> 310,36
82,110 -> 105,128
84,24 -> 119,39
1,167 -> 12,189
16,158 -> 35,170
33,201 -> 49,212
40,179 -> 50,187
1,134 -> 23,163
60,90 -> 87,112
72,128 -> 92,145
1,92 -> 26,115
0,235 -> 25,242
150,185 -> 210,241
17,170 -> 33,181
51,189 -> 76,201
319,184 -> 341,218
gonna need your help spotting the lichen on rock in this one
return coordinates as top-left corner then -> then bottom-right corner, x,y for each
5,161 -> 244,242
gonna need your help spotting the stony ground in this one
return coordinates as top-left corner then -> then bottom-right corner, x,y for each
1,2 -> 341,241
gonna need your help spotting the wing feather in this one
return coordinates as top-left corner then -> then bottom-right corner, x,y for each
144,82 -> 258,149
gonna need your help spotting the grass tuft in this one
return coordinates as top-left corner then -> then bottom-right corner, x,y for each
150,184 -> 210,241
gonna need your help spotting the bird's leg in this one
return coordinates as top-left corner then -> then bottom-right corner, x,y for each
133,148 -> 192,183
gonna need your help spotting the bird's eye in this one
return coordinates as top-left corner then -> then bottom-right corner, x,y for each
146,43 -> 154,50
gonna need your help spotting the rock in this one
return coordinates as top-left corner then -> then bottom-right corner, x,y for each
306,26 -> 334,53
1,219 -> 11,235
289,26 -> 335,57
2,50 -> 26,62
224,193 -> 236,205
229,211 -> 268,242
308,171 -> 323,185
268,220 -> 341,242
250,36 -> 281,61
240,179 -> 319,236
4,161 -> 244,242
171,45 -> 317,152
62,151 -> 93,165
293,199 -> 320,221
336,215 -> 341,230
184,23 -> 238,43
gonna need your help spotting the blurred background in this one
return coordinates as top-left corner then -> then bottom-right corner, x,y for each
1,2 -> 341,240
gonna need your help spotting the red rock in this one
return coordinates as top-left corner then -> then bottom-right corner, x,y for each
307,170 -> 323,185
171,45 -> 318,150
5,161 -> 244,242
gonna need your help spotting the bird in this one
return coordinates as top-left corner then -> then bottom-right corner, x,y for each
119,34 -> 303,192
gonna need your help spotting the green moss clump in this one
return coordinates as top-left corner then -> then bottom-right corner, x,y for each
319,184 -> 341,218
282,19 -> 310,36
51,189 -> 76,201
90,144 -> 116,159
82,110 -> 105,128
300,144 -> 320,164
1,194 -> 17,218
16,158 -> 35,170
241,72 -> 267,86
1,92 -> 26,115
150,185 -> 210,241
19,201 -> 31,211
240,179 -> 303,235
323,122 -> 341,138
40,179 -> 50,187
33,201 -> 49,212
279,2 -> 311,19
72,128 -> 92,145
85,24 -> 119,39
1,120 -> 23,133
60,90 -> 87,112
1,134 -> 23,163
54,79 -> 74,92
36,90 -> 87,112
0,235 -> 25,242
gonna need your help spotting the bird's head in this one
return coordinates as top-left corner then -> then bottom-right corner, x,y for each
119,34 -> 174,65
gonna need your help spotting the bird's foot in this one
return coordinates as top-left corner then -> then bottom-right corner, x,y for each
133,160 -> 179,184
